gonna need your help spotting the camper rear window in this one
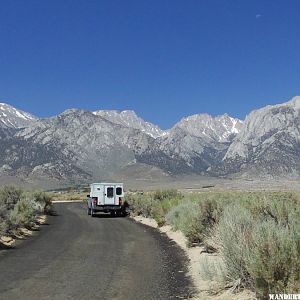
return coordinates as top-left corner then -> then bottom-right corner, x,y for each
116,187 -> 122,195
107,187 -> 114,198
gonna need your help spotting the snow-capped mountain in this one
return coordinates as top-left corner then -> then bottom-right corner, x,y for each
173,113 -> 243,142
4,96 -> 300,185
214,96 -> 300,177
0,103 -> 37,128
0,104 -> 243,185
93,110 -> 165,138
2,108 -> 155,182
136,113 -> 242,174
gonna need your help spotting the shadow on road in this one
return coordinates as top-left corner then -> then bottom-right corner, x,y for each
48,210 -> 59,217
91,213 -> 127,219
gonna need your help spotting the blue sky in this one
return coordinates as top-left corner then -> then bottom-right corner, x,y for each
0,0 -> 300,129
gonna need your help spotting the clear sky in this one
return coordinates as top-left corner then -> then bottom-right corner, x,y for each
1,0 -> 300,129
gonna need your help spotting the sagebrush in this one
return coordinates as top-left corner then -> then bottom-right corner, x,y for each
127,189 -> 300,297
0,186 -> 53,236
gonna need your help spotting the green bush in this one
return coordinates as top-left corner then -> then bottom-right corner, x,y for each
0,200 -> 8,235
0,186 -> 52,236
0,186 -> 23,210
166,196 -> 225,247
217,205 -> 254,287
0,186 -> 23,235
9,197 -> 36,229
126,194 -> 159,218
126,190 -> 184,226
246,219 -> 300,298
216,202 -> 300,297
127,189 -> 300,296
33,191 -> 53,214
165,201 -> 205,246
0,216 -> 8,236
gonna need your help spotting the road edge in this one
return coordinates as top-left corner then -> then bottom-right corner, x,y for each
0,214 -> 47,249
131,215 -> 255,300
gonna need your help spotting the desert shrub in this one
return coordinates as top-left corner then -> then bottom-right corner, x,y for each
166,197 -> 225,247
0,200 -> 8,235
217,205 -> 254,287
166,201 -> 205,245
199,255 -> 227,283
245,219 -> 300,298
0,186 -> 22,210
242,192 -> 296,226
153,195 -> 184,226
9,197 -> 37,229
126,189 -> 183,224
153,189 -> 182,201
0,221 -> 7,235
198,198 -> 222,227
128,190 -> 300,296
126,193 -> 160,218
217,202 -> 300,297
0,186 -> 23,235
0,186 -> 51,236
159,196 -> 183,212
33,191 -> 53,214
0,215 -> 8,236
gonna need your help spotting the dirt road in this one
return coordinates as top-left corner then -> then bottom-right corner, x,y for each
0,202 -> 193,300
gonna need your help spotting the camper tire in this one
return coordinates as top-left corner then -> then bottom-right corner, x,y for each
119,208 -> 126,217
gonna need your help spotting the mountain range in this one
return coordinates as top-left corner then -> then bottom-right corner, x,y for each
0,96 -> 299,187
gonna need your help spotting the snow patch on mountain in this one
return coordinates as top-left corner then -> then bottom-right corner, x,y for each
0,103 -> 38,128
173,113 -> 243,142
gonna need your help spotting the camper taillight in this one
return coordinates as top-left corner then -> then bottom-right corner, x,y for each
92,197 -> 97,206
119,197 -> 123,206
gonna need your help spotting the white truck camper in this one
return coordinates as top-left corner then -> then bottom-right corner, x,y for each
87,183 -> 126,217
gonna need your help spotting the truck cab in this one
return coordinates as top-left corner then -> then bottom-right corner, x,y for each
87,183 -> 126,217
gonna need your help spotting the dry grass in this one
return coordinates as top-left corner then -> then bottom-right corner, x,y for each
49,191 -> 87,202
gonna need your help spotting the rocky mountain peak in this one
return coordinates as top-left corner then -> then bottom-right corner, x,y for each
287,95 -> 300,108
58,108 -> 88,117
224,95 -> 300,160
0,102 -> 37,128
93,109 -> 165,138
174,113 -> 243,142
215,96 -> 300,178
2,96 -> 300,184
